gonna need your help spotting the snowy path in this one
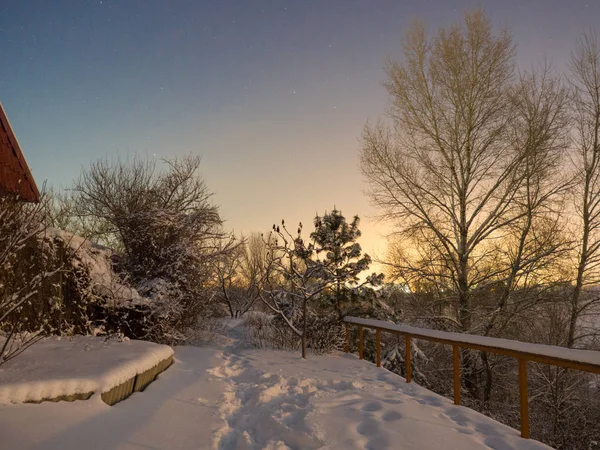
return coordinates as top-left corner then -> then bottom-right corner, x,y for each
0,321 -> 551,449
207,321 -> 549,450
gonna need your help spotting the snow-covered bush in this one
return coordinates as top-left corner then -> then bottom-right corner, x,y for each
0,194 -> 56,365
185,315 -> 228,346
243,311 -> 300,351
262,308 -> 346,354
69,155 -> 236,344
0,189 -> 144,365
301,309 -> 345,354
5,225 -> 150,341
245,308 -> 346,353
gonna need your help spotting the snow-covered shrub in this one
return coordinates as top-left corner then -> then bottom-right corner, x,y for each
6,227 -> 147,342
186,315 -> 228,346
0,194 -> 55,365
0,210 -> 113,365
134,277 -> 189,344
69,155 -> 236,344
13,229 -> 89,337
243,311 -> 300,351
302,309 -> 345,354
245,308 -> 344,354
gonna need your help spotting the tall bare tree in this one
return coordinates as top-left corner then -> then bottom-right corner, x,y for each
476,66 -> 571,402
361,11 -> 521,334
568,31 -> 600,349
360,11 -> 571,392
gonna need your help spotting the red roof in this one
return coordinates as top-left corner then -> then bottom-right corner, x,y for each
0,102 -> 40,202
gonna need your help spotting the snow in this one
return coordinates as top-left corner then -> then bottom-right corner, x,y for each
346,316 -> 600,368
47,228 -> 145,305
0,336 -> 174,405
47,228 -> 114,287
0,321 -> 550,449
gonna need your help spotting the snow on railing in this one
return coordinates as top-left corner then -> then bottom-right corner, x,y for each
343,316 -> 600,439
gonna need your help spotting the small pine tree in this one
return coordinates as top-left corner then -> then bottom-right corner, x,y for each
311,208 -> 383,319
261,207 -> 383,358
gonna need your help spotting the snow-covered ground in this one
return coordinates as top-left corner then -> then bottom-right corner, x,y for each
0,321 -> 551,449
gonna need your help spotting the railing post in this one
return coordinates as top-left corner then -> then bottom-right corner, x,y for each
453,345 -> 460,405
345,323 -> 349,353
359,326 -> 364,360
519,358 -> 530,439
376,329 -> 381,367
405,335 -> 412,383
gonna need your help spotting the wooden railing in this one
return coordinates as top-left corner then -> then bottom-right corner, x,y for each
343,316 -> 600,439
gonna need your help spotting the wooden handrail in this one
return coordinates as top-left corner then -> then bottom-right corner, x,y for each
343,316 -> 600,439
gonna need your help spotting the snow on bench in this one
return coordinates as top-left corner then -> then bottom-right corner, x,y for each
0,336 -> 174,405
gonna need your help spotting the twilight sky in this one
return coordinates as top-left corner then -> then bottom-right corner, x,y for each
1,0 -> 598,261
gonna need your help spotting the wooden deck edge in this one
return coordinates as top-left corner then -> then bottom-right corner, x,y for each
101,355 -> 174,406
24,391 -> 94,404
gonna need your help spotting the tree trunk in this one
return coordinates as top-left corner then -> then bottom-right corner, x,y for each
458,255 -> 478,396
481,351 -> 492,405
569,180 -> 590,349
302,297 -> 307,359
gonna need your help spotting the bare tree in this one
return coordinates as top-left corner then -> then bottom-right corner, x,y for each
45,188 -> 112,242
568,31 -> 600,349
360,11 -> 573,393
470,66 -> 572,402
241,233 -> 272,297
215,233 -> 268,318
258,222 -> 326,359
361,12 -> 519,335
70,155 -> 234,343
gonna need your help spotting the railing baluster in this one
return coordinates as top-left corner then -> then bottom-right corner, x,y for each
345,323 -> 349,353
376,329 -> 381,367
518,358 -> 529,439
405,335 -> 412,383
359,326 -> 364,360
453,345 -> 460,405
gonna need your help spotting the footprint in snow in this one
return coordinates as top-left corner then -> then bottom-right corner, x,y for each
361,401 -> 383,412
415,395 -> 443,407
381,410 -> 402,421
357,416 -> 381,436
380,398 -> 403,405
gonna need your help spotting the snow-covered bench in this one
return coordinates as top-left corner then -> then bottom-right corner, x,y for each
0,336 -> 174,406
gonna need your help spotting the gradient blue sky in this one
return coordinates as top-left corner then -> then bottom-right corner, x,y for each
1,0 -> 598,259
